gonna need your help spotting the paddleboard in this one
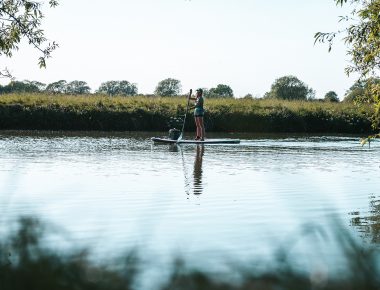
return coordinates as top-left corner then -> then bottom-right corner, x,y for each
151,137 -> 240,144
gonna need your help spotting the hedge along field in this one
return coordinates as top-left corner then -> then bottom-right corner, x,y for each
0,93 -> 375,133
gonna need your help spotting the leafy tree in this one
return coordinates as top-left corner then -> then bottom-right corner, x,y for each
0,80 -> 40,94
315,0 -> 380,77
265,75 -> 315,101
343,78 -> 380,103
96,80 -> 137,96
117,80 -> 137,96
96,81 -> 118,96
243,94 -> 253,99
344,80 -> 367,103
315,0 -> 380,129
154,78 -> 181,97
0,0 -> 59,77
66,81 -> 91,95
324,91 -> 339,102
9,81 -> 40,93
45,80 -> 68,94
206,84 -> 234,98
26,80 -> 46,91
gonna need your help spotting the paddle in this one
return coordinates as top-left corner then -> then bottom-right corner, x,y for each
178,89 -> 192,140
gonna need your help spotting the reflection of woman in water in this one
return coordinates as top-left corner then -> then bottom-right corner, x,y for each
193,145 -> 204,195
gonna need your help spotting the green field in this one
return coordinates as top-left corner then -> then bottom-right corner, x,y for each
0,94 -> 374,133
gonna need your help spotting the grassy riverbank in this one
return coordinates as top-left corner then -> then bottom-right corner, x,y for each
0,94 -> 374,133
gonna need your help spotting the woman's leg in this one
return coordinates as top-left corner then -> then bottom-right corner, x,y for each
195,117 -> 200,139
199,117 -> 205,140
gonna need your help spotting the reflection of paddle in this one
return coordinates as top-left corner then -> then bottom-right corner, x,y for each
178,89 -> 192,141
178,145 -> 191,196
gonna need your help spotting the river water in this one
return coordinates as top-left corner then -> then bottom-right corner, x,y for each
0,131 -> 379,280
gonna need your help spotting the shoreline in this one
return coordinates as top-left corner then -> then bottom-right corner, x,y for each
0,130 -> 369,139
0,94 -> 375,134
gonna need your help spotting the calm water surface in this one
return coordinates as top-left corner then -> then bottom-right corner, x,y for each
0,131 -> 379,270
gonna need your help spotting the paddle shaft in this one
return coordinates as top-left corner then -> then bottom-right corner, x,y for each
179,89 -> 192,139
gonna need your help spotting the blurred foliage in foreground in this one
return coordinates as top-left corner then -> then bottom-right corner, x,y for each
0,216 -> 379,290
0,94 -> 374,133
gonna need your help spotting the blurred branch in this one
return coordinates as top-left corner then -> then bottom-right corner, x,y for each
0,68 -> 14,80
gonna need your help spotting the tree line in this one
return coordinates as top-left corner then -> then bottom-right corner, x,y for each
0,80 -> 137,96
0,76 -> 375,103
263,75 -> 379,103
0,78 -> 235,98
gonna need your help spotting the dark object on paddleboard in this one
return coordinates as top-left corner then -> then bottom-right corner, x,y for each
168,128 -> 181,140
151,137 -> 240,144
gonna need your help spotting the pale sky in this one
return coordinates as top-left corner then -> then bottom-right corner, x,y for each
1,0 -> 356,99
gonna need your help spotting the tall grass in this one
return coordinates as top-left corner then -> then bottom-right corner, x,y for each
0,94 -> 374,133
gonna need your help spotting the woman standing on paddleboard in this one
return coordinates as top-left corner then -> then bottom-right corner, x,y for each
189,88 -> 205,141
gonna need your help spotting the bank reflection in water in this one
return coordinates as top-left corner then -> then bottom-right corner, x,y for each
350,194 -> 380,244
